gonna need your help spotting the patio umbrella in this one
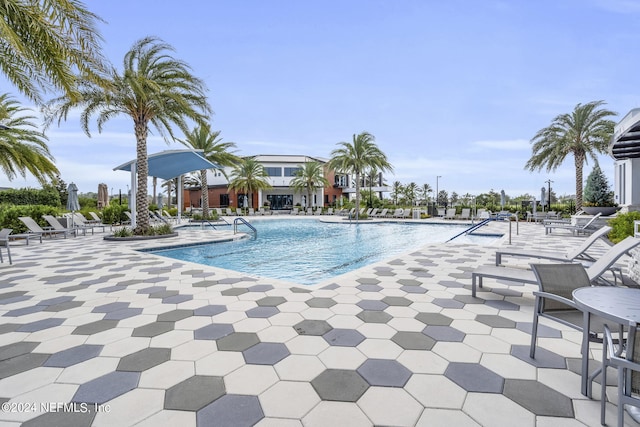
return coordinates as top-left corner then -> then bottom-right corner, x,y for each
67,182 -> 80,228
500,190 -> 505,209
97,183 -> 109,209
540,187 -> 547,209
158,193 -> 164,209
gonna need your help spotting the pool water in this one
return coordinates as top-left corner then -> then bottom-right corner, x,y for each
149,219 -> 500,285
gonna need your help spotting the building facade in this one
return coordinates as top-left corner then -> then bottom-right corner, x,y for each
184,154 -> 367,211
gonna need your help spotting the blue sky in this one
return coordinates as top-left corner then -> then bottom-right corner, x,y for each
4,0 -> 640,199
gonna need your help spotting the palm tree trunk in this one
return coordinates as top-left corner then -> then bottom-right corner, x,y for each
574,152 -> 585,211
153,177 -> 157,205
354,172 -> 361,220
200,169 -> 209,219
134,121 -> 150,233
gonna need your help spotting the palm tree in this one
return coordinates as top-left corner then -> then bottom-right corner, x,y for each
45,37 -> 211,233
228,157 -> 272,210
404,182 -> 418,207
0,0 -> 106,103
290,161 -> 330,210
0,93 -> 59,184
421,183 -> 432,205
179,125 -> 239,219
391,181 -> 403,206
525,100 -> 617,211
327,132 -> 393,220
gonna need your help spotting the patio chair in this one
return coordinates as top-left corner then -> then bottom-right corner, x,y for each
459,208 -> 471,220
72,213 -> 107,233
471,236 -> 640,297
374,208 -> 388,218
444,208 -> 456,219
290,207 -> 299,215
0,228 -> 12,264
437,208 -> 445,217
393,208 -> 404,218
43,215 -> 85,236
529,263 -> 609,358
495,225 -> 612,265
545,212 -> 602,235
601,322 -> 640,427
19,216 -> 68,239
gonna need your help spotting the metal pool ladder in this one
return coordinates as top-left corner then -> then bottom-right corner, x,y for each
233,217 -> 257,238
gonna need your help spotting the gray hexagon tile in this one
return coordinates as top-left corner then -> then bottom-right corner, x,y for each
311,369 -> 369,402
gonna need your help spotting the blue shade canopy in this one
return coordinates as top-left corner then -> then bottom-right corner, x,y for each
113,149 -> 219,180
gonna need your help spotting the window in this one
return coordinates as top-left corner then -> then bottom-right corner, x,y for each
284,167 -> 301,177
265,167 -> 282,177
219,194 -> 229,207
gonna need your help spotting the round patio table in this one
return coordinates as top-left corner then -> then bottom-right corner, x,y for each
572,287 -> 640,397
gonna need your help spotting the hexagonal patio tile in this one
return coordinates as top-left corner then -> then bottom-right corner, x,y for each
510,345 -> 567,369
294,319 -> 333,336
164,375 -> 225,411
503,378 -> 574,417
221,287 -> 248,296
381,296 -> 412,307
194,323 -> 234,341
157,309 -> 194,322
422,325 -> 465,342
194,305 -> 228,316
323,329 -> 365,347
197,395 -> 263,427
475,314 -> 517,328
415,312 -> 453,326
117,348 -> 171,372
311,369 -> 369,402
357,358 -> 412,387
92,302 -> 130,313
245,306 -> 279,318
17,318 -> 65,332
216,332 -> 260,351
131,321 -> 175,338
259,381 -> 320,419
306,297 -> 337,308
72,320 -> 119,335
445,362 -> 504,393
72,371 -> 140,404
43,344 -> 103,368
256,296 -> 286,307
392,331 -> 435,350
242,342 -> 290,365
356,300 -> 388,311
357,310 -> 392,324
356,278 -> 381,286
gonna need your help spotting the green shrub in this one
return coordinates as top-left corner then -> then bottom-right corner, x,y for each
584,163 -> 615,207
112,227 -> 133,237
101,204 -> 129,225
78,196 -> 97,209
608,211 -> 640,244
0,188 -> 61,206
0,204 -> 61,233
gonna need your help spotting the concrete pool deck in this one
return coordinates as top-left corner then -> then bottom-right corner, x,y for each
0,217 -> 636,426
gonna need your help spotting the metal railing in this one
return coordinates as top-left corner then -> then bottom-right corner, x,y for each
446,218 -> 493,242
233,217 -> 257,238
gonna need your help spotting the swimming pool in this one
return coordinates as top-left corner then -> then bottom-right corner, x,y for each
148,219 -> 501,285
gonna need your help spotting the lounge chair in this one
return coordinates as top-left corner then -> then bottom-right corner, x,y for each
529,263 -> 610,358
72,213 -> 107,233
290,207 -> 299,215
19,216 -> 67,239
402,208 -> 412,218
437,208 -> 445,217
495,225 -> 612,265
545,212 -> 602,235
326,208 -> 334,215
0,228 -> 12,264
470,236 -> 640,297
392,208 -> 404,218
459,208 -> 471,220
444,208 -> 456,219
43,215 -> 86,236
374,208 -> 388,218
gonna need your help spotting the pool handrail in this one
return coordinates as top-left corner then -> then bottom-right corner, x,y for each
446,218 -> 493,242
234,217 -> 257,238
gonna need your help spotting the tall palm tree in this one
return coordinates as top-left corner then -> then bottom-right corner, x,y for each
404,182 -> 418,207
178,124 -> 239,219
228,157 -> 272,210
46,37 -> 211,233
391,181 -> 403,206
290,161 -> 329,209
0,93 -> 59,184
0,0 -> 106,103
525,100 -> 617,211
327,132 -> 393,220
421,183 -> 432,205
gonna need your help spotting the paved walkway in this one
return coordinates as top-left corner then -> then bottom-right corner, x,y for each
0,217 -> 635,426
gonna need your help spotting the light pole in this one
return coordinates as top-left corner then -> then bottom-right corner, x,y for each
545,179 -> 553,211
436,176 -> 442,209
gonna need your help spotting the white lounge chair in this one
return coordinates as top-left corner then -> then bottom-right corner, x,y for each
545,212 -> 602,235
72,213 -> 107,233
19,216 -> 69,239
495,225 -> 611,266
471,236 -> 640,297
444,208 -> 456,219
0,228 -> 12,264
392,208 -> 404,218
459,208 -> 471,220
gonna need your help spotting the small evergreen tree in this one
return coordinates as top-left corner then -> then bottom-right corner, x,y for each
583,163 -> 614,206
